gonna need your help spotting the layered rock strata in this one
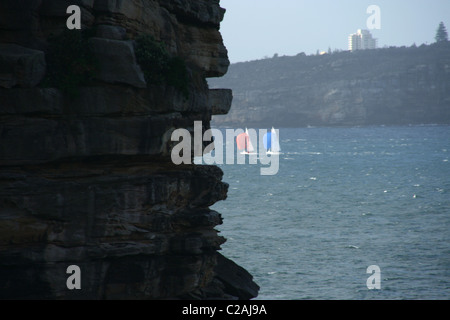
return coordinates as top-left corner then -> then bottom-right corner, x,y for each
0,0 -> 259,299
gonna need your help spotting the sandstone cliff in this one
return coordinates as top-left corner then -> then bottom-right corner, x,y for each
0,0 -> 259,299
209,44 -> 450,128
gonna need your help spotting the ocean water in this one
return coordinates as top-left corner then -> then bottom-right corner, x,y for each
208,125 -> 450,300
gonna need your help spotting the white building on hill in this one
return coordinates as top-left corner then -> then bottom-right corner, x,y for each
348,29 -> 378,51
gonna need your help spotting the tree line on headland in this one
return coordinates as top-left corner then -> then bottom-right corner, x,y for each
209,23 -> 450,128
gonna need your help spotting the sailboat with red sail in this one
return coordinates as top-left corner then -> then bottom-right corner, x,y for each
236,128 -> 257,155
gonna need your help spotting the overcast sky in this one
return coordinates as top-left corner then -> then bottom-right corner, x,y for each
219,0 -> 450,63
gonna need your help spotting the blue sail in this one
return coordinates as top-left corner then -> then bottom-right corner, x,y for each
263,132 -> 272,150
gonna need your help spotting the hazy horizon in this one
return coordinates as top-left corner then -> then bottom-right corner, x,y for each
220,0 -> 450,63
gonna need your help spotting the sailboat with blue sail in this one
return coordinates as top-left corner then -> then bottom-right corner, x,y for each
263,127 -> 281,155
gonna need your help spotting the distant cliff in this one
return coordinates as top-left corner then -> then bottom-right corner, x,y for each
0,0 -> 258,300
209,43 -> 450,128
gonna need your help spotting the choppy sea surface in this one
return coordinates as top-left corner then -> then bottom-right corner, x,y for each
206,125 -> 450,300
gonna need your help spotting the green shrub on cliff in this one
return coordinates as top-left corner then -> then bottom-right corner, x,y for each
134,34 -> 189,98
42,29 -> 99,97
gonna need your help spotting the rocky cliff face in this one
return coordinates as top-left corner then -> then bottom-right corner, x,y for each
0,0 -> 259,299
209,44 -> 450,128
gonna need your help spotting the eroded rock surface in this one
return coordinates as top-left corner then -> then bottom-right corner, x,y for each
0,0 -> 258,300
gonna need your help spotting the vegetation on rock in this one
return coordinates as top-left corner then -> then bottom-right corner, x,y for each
134,34 -> 189,98
42,29 -> 99,97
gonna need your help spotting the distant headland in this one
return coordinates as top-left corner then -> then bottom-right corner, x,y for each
209,42 -> 450,128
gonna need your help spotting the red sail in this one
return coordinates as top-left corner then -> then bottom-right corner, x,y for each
236,133 -> 249,151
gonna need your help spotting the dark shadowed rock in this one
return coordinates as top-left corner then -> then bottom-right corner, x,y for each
214,253 -> 260,300
0,0 -> 258,300
175,253 -> 259,300
88,38 -> 147,88
96,24 -> 127,40
209,89 -> 233,115
0,43 -> 46,88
